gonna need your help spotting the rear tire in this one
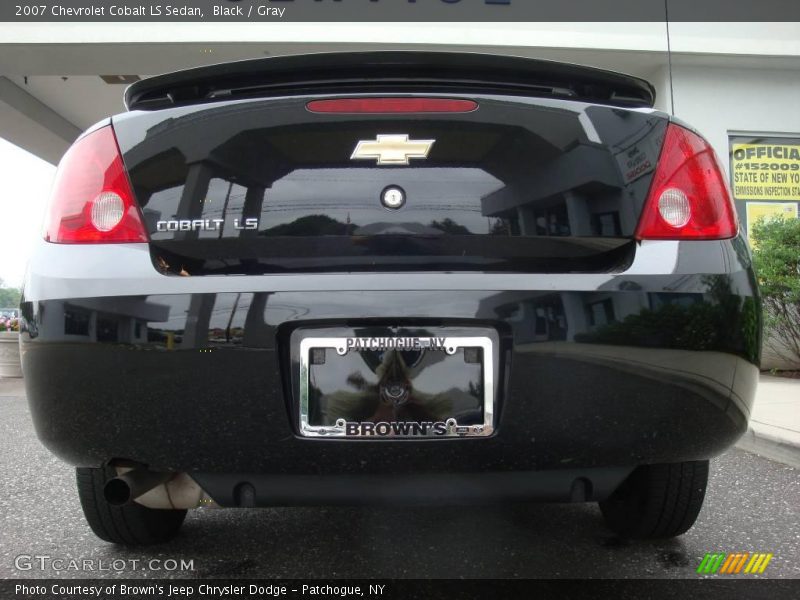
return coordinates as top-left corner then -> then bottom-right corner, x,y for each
76,466 -> 187,545
599,460 -> 709,539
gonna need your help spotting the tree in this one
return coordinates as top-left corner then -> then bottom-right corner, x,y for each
751,216 -> 800,368
0,279 -> 22,308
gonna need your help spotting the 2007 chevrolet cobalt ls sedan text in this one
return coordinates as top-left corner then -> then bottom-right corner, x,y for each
20,52 -> 760,545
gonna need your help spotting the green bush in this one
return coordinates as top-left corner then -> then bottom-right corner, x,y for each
751,216 -> 800,367
0,279 -> 22,308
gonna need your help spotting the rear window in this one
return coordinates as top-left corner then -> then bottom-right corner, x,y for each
116,97 -> 667,275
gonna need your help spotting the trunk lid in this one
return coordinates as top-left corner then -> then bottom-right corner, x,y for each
113,54 -> 667,276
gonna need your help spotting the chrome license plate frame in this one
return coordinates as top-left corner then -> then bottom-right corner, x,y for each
298,336 -> 494,439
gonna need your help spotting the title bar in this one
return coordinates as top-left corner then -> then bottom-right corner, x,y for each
3,0 -> 800,23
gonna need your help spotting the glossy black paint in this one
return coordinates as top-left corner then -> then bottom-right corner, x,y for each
20,242 -> 760,477
113,94 -> 665,275
124,52 -> 656,111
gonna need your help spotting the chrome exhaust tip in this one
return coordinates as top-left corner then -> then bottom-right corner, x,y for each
103,469 -> 173,506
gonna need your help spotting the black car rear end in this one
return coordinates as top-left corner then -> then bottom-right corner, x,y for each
21,52 -> 760,544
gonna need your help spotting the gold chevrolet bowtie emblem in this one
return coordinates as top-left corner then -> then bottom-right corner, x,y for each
351,134 -> 435,166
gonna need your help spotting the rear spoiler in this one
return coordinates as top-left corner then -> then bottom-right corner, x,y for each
125,51 -> 656,111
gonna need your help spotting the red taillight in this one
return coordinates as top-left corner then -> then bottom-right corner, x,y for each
44,125 -> 147,244
635,123 -> 738,240
306,98 -> 478,114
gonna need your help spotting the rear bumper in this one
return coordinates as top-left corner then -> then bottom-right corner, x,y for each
192,468 -> 634,506
21,237 -> 760,483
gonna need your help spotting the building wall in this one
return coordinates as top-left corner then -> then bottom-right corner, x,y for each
670,63 -> 800,176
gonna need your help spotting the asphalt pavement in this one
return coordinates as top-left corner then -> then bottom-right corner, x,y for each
1,379 -> 798,580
